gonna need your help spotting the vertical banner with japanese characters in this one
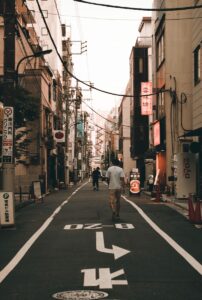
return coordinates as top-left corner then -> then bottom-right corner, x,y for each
0,192 -> 15,226
141,82 -> 153,115
2,107 -> 14,163
1,107 -> 15,226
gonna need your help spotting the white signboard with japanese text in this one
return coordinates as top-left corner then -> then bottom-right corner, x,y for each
141,82 -> 153,115
0,192 -> 15,226
175,153 -> 196,198
2,107 -> 14,163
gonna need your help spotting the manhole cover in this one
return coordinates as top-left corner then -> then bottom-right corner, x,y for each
52,290 -> 108,300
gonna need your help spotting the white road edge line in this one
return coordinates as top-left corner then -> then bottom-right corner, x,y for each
122,195 -> 202,276
0,182 -> 88,284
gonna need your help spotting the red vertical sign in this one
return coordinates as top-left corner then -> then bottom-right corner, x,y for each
153,121 -> 160,146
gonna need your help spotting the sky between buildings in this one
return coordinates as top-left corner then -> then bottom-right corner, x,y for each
60,0 -> 153,113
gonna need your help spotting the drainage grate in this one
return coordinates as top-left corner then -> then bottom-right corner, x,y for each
52,290 -> 108,300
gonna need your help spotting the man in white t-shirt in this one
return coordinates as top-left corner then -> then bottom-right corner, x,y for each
106,159 -> 125,221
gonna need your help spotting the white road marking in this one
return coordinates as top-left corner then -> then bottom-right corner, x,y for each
84,223 -> 102,230
96,232 -> 130,260
81,268 -> 128,289
114,223 -> 135,229
63,223 -> 135,230
0,182 -> 88,284
64,224 -> 84,230
122,195 -> 202,276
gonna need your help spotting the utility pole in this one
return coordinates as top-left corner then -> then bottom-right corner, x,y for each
73,82 -> 82,184
65,93 -> 70,187
0,0 -> 16,226
74,95 -> 78,184
2,0 -> 16,191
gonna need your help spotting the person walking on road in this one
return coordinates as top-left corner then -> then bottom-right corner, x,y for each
106,159 -> 125,221
92,167 -> 101,191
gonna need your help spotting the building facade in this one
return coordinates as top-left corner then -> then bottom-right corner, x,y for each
152,0 -> 201,197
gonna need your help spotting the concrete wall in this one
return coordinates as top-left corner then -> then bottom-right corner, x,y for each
122,92 -> 135,178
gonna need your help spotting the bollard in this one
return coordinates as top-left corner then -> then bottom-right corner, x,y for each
188,195 -> 195,223
194,200 -> 202,224
188,194 -> 202,224
152,184 -> 162,202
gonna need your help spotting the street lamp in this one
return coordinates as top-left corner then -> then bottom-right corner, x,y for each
15,49 -> 52,86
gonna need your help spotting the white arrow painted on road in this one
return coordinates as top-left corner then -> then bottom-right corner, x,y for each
96,231 -> 130,260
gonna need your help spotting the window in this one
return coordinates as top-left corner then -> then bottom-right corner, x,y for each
30,10 -> 35,17
42,10 -> 48,18
48,84 -> 51,103
194,45 -> 201,85
157,89 -> 165,119
62,40 -> 67,52
139,58 -> 143,73
53,80 -> 57,102
155,15 -> 165,69
42,44 -> 48,51
61,24 -> 66,37
41,27 -> 48,36
156,33 -> 165,68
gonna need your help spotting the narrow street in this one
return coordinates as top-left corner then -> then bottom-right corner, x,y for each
0,180 -> 201,300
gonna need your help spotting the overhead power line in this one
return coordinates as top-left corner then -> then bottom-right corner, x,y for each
73,0 -> 202,11
83,100 -> 131,128
20,11 -> 202,22
35,0 -> 169,99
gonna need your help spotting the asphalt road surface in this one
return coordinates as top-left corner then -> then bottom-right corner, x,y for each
0,180 -> 201,300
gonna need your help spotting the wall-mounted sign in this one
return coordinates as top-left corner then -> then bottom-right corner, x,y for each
153,121 -> 160,146
53,130 -> 65,143
2,107 -> 14,163
0,192 -> 15,226
141,82 -> 153,115
130,180 -> 140,194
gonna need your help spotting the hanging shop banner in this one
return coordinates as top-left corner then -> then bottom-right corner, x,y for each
2,107 -> 14,163
0,192 -> 15,226
141,82 -> 153,115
